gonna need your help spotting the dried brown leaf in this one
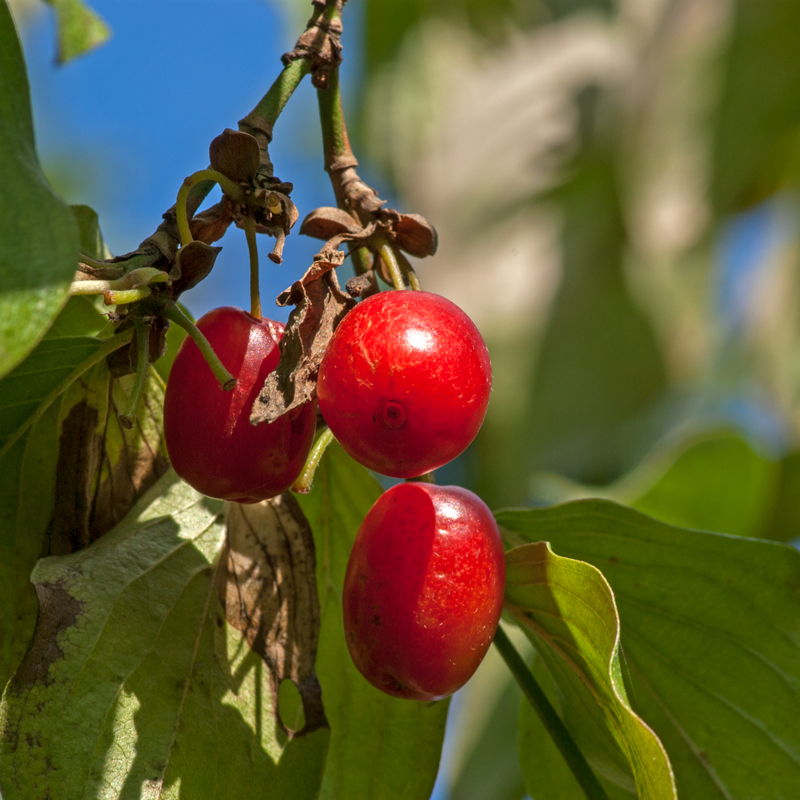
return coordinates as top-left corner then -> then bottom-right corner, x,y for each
394,212 -> 439,258
299,207 -> 362,240
251,260 -> 354,425
220,494 -> 328,735
209,128 -> 260,183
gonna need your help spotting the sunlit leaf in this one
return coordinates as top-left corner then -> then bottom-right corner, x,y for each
0,333 -> 169,686
498,499 -> 800,799
0,2 -> 79,377
0,472 -> 328,799
296,441 -> 449,800
503,540 -> 676,799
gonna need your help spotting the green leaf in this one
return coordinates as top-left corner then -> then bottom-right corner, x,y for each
630,433 -> 778,538
518,650 -> 630,800
711,0 -> 800,214
0,1 -> 80,378
497,499 -> 800,799
43,0 -> 111,64
0,332 -> 168,686
72,203 -> 112,260
296,442 -> 449,800
503,541 -> 676,799
533,431 -> 780,540
0,471 -> 328,799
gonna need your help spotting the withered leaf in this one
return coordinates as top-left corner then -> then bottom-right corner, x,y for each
171,241 -> 222,293
394,212 -> 438,258
44,363 -> 170,557
209,128 -> 261,184
251,259 -> 354,425
299,206 -> 362,240
220,494 -> 328,736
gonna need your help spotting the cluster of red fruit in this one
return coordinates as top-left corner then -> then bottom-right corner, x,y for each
163,289 -> 505,701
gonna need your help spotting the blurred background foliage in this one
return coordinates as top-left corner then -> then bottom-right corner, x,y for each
9,0 -> 800,797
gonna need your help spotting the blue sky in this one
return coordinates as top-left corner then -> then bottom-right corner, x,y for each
19,0 -> 372,323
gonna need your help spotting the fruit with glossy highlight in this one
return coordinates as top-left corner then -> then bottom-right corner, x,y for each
343,482 -> 506,700
316,290 -> 492,478
163,306 -> 316,503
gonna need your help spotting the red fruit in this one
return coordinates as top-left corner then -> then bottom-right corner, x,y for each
317,290 -> 492,478
163,306 -> 316,503
343,482 -> 505,700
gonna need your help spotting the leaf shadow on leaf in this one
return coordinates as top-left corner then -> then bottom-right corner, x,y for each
0,473 -> 328,800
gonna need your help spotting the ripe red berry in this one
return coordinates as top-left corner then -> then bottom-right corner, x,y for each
343,482 -> 505,700
163,306 -> 316,503
316,290 -> 492,478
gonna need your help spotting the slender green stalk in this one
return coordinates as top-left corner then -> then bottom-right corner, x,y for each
119,322 -> 151,429
292,427 -> 335,494
163,303 -> 236,390
176,168 -> 244,247
244,215 -> 261,319
493,626 -> 611,800
0,328 -> 135,463
377,242 -> 406,291
350,247 -> 372,276
407,471 -> 435,484
246,58 -> 311,127
78,253 -> 114,270
395,249 -> 422,291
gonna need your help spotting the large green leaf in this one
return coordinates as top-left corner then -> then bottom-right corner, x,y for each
0,332 -> 169,686
0,1 -> 80,378
43,0 -> 111,64
0,472 -> 328,799
504,541 -> 676,799
296,442 -> 449,800
497,499 -> 800,799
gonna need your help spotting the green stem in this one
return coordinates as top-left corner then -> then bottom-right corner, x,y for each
78,253 -> 113,269
244,215 -> 261,319
119,322 -> 151,429
493,626 -> 611,800
162,303 -> 237,391
395,249 -> 422,291
103,287 -> 152,306
317,67 -> 355,211
377,242 -> 406,291
0,328 -> 135,463
350,247 -> 372,276
246,58 -> 311,127
292,427 -> 335,494
176,168 -> 244,247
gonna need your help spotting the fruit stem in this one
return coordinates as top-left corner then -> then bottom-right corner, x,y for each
377,242 -> 406,291
493,625 -> 611,800
176,168 -> 245,248
394,249 -> 422,291
351,247 -> 372,276
162,302 -> 237,391
119,321 -> 151,429
0,327 -> 135,464
292,427 -> 335,494
407,472 -> 436,484
244,215 -> 262,320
